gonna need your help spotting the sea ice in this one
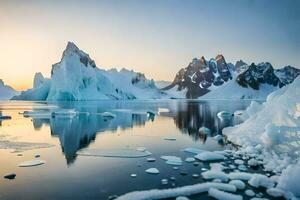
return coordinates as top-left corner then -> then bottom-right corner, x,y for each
185,157 -> 195,163
228,172 -> 253,181
208,188 -> 242,200
201,170 -> 228,182
161,156 -> 182,166
229,180 -> 246,190
245,189 -> 255,197
183,147 -> 206,154
248,174 -> 274,188
266,188 -> 284,198
77,148 -> 152,158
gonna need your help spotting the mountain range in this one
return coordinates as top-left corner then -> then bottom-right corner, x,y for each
2,42 -> 299,101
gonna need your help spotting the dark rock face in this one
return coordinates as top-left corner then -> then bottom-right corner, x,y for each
162,55 -> 233,98
275,66 -> 300,85
235,60 -> 248,73
236,62 -> 281,90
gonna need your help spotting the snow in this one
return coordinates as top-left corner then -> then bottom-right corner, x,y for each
18,159 -> 45,167
0,79 -> 18,100
200,78 -> 278,100
229,180 -> 246,190
208,188 -> 242,200
145,168 -> 159,174
194,152 -> 225,161
77,148 -> 152,158
115,182 -> 236,200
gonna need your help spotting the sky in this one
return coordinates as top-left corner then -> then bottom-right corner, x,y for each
0,0 -> 299,90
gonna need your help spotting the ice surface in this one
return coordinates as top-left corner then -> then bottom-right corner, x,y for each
115,182 -> 236,200
18,159 -> 45,167
183,148 -> 206,154
245,189 -> 255,197
185,157 -> 195,163
248,174 -> 274,188
194,152 -> 225,161
266,188 -> 284,198
208,188 -> 242,200
228,172 -> 253,181
77,148 -> 152,158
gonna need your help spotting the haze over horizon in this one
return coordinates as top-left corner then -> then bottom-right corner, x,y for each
1,0 -> 299,90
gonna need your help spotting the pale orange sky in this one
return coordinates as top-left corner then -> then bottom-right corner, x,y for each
0,1 -> 299,91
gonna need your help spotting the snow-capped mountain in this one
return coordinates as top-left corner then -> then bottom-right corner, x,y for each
163,55 -> 300,99
0,80 -> 18,100
161,55 -> 233,98
12,42 -> 165,101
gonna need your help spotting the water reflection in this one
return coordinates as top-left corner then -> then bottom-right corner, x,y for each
25,100 -> 249,164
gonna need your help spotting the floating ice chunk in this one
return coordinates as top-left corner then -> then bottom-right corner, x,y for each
201,170 -> 228,182
130,174 -> 137,178
248,174 -> 274,188
77,148 -> 152,158
237,164 -> 247,171
176,196 -> 189,200
161,179 -> 168,185
115,182 -> 237,200
195,152 -> 225,161
245,189 -> 255,196
234,159 -> 244,165
248,158 -> 261,167
161,156 -> 182,166
185,157 -> 195,163
192,174 -> 199,178
136,147 -> 146,152
229,172 -> 253,180
249,198 -> 268,200
53,109 -> 77,117
147,158 -> 156,162
210,163 -> 224,171
208,188 -> 242,200
184,147 -> 206,154
18,159 -> 45,167
229,180 -> 245,190
199,127 -> 211,135
266,188 -> 284,198
163,136 -> 176,141
23,110 -> 53,118
145,168 -> 159,174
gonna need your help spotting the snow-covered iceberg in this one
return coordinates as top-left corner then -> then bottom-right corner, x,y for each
0,79 -> 18,100
12,42 -> 165,101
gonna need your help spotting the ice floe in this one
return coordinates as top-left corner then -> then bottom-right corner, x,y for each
115,182 -> 236,200
77,148 -> 152,158
161,156 -> 182,166
248,174 -> 274,188
228,180 -> 245,190
185,157 -> 195,163
245,189 -> 255,197
208,188 -> 242,200
201,170 -> 228,182
145,168 -> 159,174
18,159 -> 45,167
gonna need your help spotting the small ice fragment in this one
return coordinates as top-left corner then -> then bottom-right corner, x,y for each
130,174 -> 137,178
147,158 -> 156,162
201,170 -> 228,182
161,179 -> 168,185
136,147 -> 146,152
78,149 -> 152,158
18,159 -> 45,167
210,163 -> 224,171
176,196 -> 190,200
100,112 -> 116,119
53,109 -> 77,117
192,174 -> 199,178
217,111 -> 233,120
245,189 -> 255,197
229,164 -> 236,169
201,168 -> 207,171
229,172 -> 253,181
145,168 -> 159,174
238,164 -> 247,171
173,167 -> 179,170
195,152 -> 225,161
248,158 -> 260,167
208,188 -> 242,200
4,173 -> 16,180
229,180 -> 246,190
183,148 -> 206,154
163,137 -> 176,141
170,176 -> 176,181
185,157 -> 195,163
234,159 -> 244,165
161,156 -> 182,166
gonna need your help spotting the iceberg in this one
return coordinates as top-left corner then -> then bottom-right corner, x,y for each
77,148 -> 152,158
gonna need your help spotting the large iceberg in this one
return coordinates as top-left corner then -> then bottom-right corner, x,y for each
0,79 -> 18,100
12,42 -> 165,101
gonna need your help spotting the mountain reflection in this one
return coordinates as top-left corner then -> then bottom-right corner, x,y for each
28,100 -> 246,164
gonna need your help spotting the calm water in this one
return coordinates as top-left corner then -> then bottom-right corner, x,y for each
0,100 -> 252,200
